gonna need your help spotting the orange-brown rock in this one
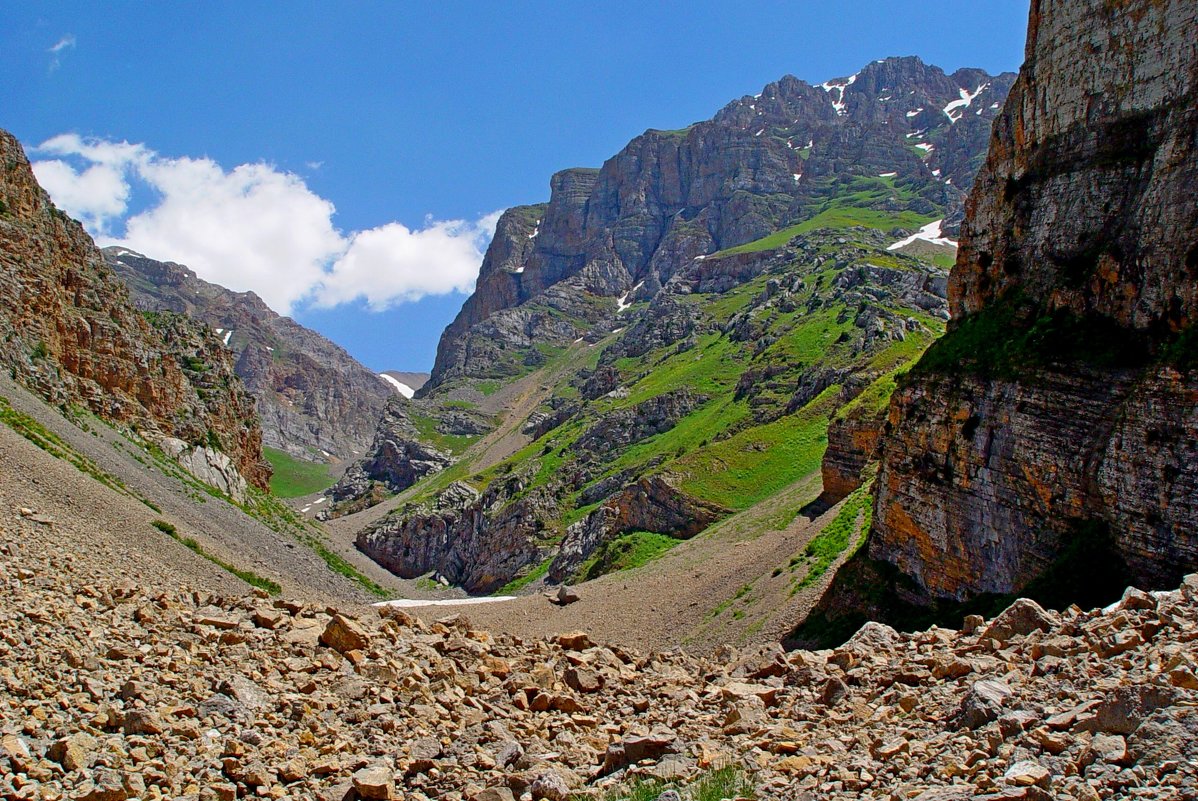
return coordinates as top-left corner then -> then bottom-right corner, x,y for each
0,130 -> 269,491
868,0 -> 1198,602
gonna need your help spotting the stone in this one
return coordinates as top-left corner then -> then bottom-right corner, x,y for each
1091,734 -> 1131,766
122,710 -> 165,735
49,734 -> 91,772
556,585 -> 581,605
320,614 -> 370,654
556,631 -> 592,651
820,677 -> 850,707
981,599 -> 1060,642
471,789 -> 516,801
957,680 -> 1013,729
1003,761 -> 1051,788
563,667 -> 603,693
529,771 -> 570,801
74,769 -> 128,801
352,765 -> 395,800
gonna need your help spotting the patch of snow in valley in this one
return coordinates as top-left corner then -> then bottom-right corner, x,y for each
379,374 -> 415,398
878,172 -> 898,178
313,496 -> 326,504
887,219 -> 958,252
528,223 -> 540,240
222,330 -> 233,346
906,108 -> 924,118
793,173 -> 802,183
915,143 -> 934,155
374,597 -> 516,609
943,84 -> 989,122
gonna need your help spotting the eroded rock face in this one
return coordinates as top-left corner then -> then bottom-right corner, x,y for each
425,57 -> 1014,392
0,131 -> 269,490
328,398 -> 453,503
106,249 -> 393,463
870,0 -> 1198,601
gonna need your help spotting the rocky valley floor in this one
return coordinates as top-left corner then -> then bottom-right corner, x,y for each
2,486 -> 1196,801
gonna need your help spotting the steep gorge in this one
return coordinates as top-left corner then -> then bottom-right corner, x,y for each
342,59 -> 1012,593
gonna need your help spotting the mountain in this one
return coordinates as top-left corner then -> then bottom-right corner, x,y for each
106,248 -> 393,464
800,0 -> 1198,640
0,130 -> 269,496
336,57 -> 1014,593
424,56 -> 1014,396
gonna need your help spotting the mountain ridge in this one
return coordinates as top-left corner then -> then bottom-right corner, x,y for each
105,247 -> 394,465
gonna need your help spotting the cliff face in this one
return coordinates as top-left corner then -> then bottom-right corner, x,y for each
107,249 -> 393,463
0,130 -> 270,492
425,57 -> 1014,393
869,0 -> 1198,602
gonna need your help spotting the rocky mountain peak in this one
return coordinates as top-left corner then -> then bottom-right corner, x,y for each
424,58 -> 1014,394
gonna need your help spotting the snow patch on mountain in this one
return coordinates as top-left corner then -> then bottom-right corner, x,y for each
943,84 -> 989,122
379,374 -> 415,398
821,73 -> 858,115
887,220 -> 958,251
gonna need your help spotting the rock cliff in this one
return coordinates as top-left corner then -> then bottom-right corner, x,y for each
0,130 -> 269,492
866,0 -> 1198,603
106,249 -> 393,463
425,57 -> 1014,394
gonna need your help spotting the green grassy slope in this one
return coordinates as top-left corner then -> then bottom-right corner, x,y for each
375,223 -> 949,589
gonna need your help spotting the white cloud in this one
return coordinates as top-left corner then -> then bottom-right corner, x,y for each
31,159 -> 130,234
30,134 -> 501,315
47,34 -> 76,71
318,212 -> 501,311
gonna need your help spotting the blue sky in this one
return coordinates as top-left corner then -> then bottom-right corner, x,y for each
3,1 -> 1030,372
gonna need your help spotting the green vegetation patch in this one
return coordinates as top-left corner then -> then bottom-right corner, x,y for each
151,519 -> 281,594
496,556 -> 552,595
916,295 -> 1151,379
677,387 -> 837,510
0,395 -> 158,510
574,531 -> 679,582
593,765 -> 755,801
791,477 -> 874,592
409,410 -> 481,455
263,446 -> 336,498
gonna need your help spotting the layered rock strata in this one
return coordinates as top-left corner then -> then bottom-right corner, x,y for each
869,0 -> 1198,601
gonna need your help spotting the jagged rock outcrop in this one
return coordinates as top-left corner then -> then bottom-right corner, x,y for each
0,130 -> 269,490
867,0 -> 1198,602
549,476 -> 729,583
355,474 -> 553,594
107,249 -> 393,462
425,57 -> 1014,393
571,390 -> 706,460
328,398 -> 453,503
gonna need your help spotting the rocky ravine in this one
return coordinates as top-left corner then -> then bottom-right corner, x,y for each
106,249 -> 394,464
3,505 -> 1198,801
0,130 -> 269,493
855,0 -> 1198,607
